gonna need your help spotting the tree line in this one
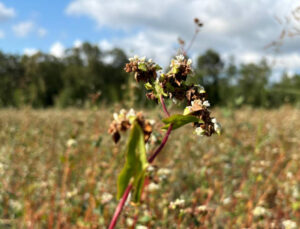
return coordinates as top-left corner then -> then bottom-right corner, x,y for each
0,42 -> 299,108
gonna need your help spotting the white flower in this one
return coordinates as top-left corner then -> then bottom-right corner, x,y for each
116,109 -> 127,120
157,168 -> 171,176
187,59 -> 192,65
222,197 -> 231,205
282,219 -> 297,229
172,98 -> 178,104
101,192 -> 113,204
140,56 -> 146,62
126,218 -> 134,227
66,188 -> 78,198
9,200 -> 22,211
195,127 -> 205,136
149,119 -> 156,125
133,55 -> 139,59
147,182 -> 160,192
202,100 -> 210,107
148,58 -> 152,63
176,54 -> 185,61
253,206 -> 268,217
147,165 -> 155,173
211,118 -> 217,123
169,198 -> 185,209
66,138 -> 77,147
129,57 -> 134,61
150,134 -> 157,144
287,172 -> 293,179
214,122 -> 221,135
126,108 -> 136,123
83,192 -> 90,200
197,205 -> 207,212
136,225 -> 148,229
197,205 -> 208,215
113,112 -> 119,121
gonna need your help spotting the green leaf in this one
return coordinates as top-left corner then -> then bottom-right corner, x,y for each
138,63 -> 147,72
162,114 -> 202,130
172,67 -> 179,74
155,64 -> 162,71
117,121 -> 148,203
154,80 -> 167,97
144,82 -> 153,90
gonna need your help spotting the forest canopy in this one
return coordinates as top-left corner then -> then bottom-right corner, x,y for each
0,42 -> 299,108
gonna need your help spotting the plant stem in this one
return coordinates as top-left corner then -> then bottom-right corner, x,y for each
108,184 -> 132,229
108,96 -> 173,229
148,124 -> 172,163
160,95 -> 170,117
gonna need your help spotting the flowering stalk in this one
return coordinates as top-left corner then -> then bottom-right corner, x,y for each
108,53 -> 221,228
108,96 -> 172,229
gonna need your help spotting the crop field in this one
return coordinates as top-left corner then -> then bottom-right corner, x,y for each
0,107 -> 299,228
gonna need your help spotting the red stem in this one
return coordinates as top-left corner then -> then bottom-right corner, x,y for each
108,96 -> 172,229
148,124 -> 172,163
160,95 -> 170,117
108,184 -> 132,229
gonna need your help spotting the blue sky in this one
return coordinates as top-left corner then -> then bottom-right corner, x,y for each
0,0 -> 300,79
0,0 -> 123,54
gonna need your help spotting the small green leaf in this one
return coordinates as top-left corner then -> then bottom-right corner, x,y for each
144,82 -> 153,90
138,63 -> 147,72
117,121 -> 148,203
155,64 -> 162,71
172,67 -> 179,74
162,114 -> 202,130
154,80 -> 167,97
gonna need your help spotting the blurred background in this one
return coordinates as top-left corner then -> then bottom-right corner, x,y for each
0,0 -> 299,108
0,0 -> 300,228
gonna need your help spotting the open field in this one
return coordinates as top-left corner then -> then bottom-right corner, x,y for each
0,107 -> 300,228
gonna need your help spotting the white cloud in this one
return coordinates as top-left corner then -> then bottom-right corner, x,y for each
73,39 -> 83,48
37,27 -> 47,37
12,21 -> 48,38
98,30 -> 176,67
24,48 -> 39,56
66,0 -> 300,73
0,2 -> 15,22
239,52 -> 262,64
0,30 -> 4,39
50,41 -> 65,58
98,39 -> 113,51
12,21 -> 34,37
269,53 -> 300,70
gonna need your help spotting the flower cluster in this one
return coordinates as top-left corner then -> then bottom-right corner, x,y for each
157,54 -> 193,101
108,109 -> 153,143
183,94 -> 221,137
124,55 -> 161,83
124,54 -> 221,137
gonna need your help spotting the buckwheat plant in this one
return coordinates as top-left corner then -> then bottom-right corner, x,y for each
108,54 -> 221,228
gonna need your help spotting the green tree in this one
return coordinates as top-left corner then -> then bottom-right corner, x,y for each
195,49 -> 224,105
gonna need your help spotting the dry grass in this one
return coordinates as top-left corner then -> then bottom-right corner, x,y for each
0,107 -> 299,228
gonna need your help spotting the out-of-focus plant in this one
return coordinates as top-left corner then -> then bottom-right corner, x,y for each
107,19 -> 221,227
